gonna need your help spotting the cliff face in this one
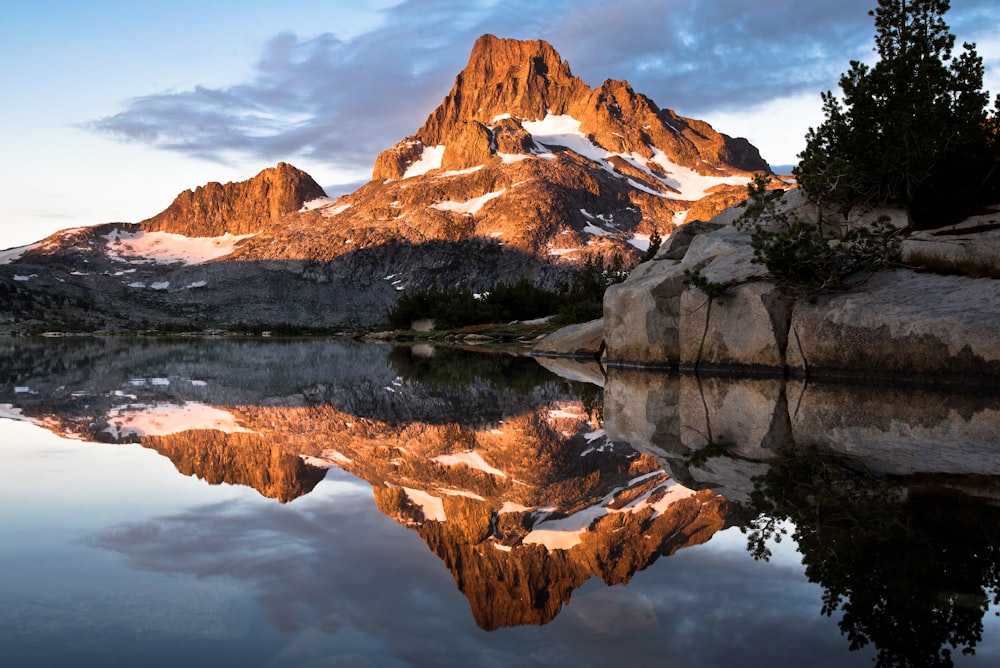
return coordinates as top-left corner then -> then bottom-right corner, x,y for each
140,162 -> 327,237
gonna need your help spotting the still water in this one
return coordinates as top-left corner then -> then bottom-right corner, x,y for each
1,337 -> 999,667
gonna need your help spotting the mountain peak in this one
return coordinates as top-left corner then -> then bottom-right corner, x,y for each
141,162 -> 327,237
409,35 -> 586,153
466,33 -> 568,77
373,35 -> 767,180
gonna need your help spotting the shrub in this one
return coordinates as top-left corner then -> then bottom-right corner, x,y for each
735,175 -> 903,298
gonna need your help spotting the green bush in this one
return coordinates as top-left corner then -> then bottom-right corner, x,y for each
735,175 -> 903,298
387,253 -> 629,329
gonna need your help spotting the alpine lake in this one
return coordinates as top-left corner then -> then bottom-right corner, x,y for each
2,336 -> 999,668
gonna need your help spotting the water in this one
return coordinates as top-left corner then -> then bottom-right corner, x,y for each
1,337 -> 998,667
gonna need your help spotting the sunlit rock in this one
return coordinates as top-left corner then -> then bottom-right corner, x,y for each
532,317 -> 604,358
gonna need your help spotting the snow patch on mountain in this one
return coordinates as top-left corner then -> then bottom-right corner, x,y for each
498,152 -> 527,164
0,244 -> 35,265
521,113 -> 751,200
431,189 -> 506,215
522,475 -> 696,551
432,450 -> 507,478
103,401 -> 255,440
104,228 -> 253,265
628,234 -> 651,252
437,165 -> 484,178
402,487 -> 447,522
300,196 -> 337,212
403,145 -> 445,179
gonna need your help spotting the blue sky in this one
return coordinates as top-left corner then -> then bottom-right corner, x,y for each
2,0 -> 998,249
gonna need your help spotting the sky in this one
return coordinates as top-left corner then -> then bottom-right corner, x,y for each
2,0 -> 998,250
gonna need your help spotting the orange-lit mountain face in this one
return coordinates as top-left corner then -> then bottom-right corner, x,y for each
1,337 -> 730,628
0,35 -> 769,333
235,34 -> 766,263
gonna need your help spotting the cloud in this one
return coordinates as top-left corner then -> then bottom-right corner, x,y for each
85,0 -> 1000,180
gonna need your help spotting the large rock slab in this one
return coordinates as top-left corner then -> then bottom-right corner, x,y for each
603,224 -> 766,367
787,269 -> 1000,378
602,268 -> 687,367
902,204 -> 1000,261
532,318 -> 603,358
679,280 -> 790,370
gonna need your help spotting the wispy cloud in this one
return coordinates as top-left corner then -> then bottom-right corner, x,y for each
85,0 -> 1000,178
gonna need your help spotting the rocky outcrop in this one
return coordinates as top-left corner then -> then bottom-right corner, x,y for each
542,200 -> 1000,380
532,318 -> 604,358
787,270 -> 1000,378
141,162 -> 326,237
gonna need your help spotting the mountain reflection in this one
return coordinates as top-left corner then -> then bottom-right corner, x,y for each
3,337 -> 1000,659
0,337 -> 728,629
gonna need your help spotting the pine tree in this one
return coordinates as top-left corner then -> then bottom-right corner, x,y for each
795,0 -> 998,226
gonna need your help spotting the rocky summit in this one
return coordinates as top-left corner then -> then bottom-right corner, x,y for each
0,35 -> 769,333
141,162 -> 327,238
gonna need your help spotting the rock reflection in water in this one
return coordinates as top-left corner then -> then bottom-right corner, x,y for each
604,367 -> 1000,666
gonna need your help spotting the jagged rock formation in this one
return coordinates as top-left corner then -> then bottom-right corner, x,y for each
142,431 -> 329,503
141,162 -> 327,237
0,35 -> 770,333
378,34 -> 766,179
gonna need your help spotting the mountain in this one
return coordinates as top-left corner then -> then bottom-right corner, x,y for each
234,34 -> 768,263
0,35 -> 769,333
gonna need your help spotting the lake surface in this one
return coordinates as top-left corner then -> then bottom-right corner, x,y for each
2,337 -> 999,667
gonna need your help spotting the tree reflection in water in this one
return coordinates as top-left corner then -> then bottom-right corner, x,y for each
745,448 -> 1000,667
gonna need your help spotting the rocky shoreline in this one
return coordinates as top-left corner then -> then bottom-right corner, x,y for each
534,198 -> 1000,382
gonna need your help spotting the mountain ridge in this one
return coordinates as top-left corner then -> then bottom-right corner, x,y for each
140,162 -> 327,238
1,34 -> 772,333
